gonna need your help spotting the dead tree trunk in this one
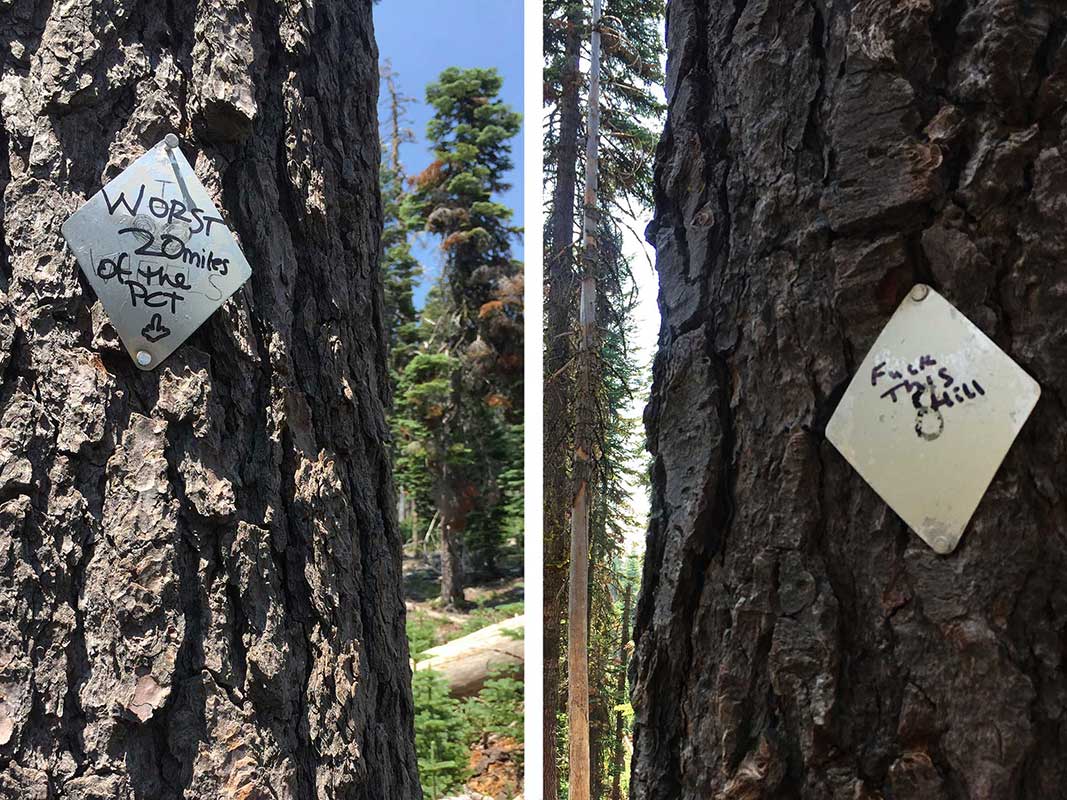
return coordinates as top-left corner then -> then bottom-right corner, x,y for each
569,1 -> 604,798
0,2 -> 419,799
544,1 -> 584,792
632,2 -> 1067,799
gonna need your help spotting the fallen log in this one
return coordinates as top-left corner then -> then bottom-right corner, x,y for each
413,615 -> 524,697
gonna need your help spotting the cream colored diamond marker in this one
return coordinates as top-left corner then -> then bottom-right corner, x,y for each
826,285 -> 1040,555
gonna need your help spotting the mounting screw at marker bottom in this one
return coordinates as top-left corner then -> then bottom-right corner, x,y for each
933,536 -> 952,554
911,284 -> 930,302
136,350 -> 153,367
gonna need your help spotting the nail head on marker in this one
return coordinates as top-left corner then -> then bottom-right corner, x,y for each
164,134 -> 179,150
136,350 -> 152,367
910,284 -> 930,302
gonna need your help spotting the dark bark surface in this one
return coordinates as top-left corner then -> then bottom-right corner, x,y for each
632,1 -> 1067,798
0,2 -> 418,798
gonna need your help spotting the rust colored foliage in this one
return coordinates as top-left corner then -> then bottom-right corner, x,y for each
413,159 -> 444,190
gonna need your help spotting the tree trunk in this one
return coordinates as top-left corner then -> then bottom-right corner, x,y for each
609,585 -> 630,800
545,3 -> 584,797
438,465 -> 471,608
439,514 -> 467,609
0,3 -> 419,799
590,691 -> 608,800
437,358 -> 472,607
570,0 -> 604,797
631,1 -> 1067,799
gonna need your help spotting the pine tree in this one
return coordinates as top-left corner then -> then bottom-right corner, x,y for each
544,0 -> 664,796
588,224 -> 644,800
631,2 -> 1067,798
412,669 -> 472,800
0,3 -> 420,796
380,64 -> 429,547
380,62 -> 422,381
401,67 -> 523,607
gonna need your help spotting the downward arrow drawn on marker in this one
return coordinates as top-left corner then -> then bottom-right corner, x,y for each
142,313 -> 171,342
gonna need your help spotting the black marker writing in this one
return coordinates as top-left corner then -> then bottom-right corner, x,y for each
95,251 -> 186,315
118,227 -> 229,275
872,354 -> 989,439
102,183 -> 226,235
95,177 -> 238,347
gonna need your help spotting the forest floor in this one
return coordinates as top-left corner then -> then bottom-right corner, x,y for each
405,550 -> 524,800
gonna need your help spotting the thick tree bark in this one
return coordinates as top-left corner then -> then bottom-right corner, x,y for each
632,1 -> 1067,799
0,2 -> 419,799
545,4 -> 584,798
439,510 -> 467,609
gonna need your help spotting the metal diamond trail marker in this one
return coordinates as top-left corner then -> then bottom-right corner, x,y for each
62,135 -> 252,370
826,285 -> 1041,555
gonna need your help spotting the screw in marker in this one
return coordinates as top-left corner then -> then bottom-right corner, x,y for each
934,536 -> 951,554
911,284 -> 930,302
136,350 -> 153,367
164,133 -> 179,150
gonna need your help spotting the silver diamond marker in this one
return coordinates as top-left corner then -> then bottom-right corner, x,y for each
62,137 -> 252,370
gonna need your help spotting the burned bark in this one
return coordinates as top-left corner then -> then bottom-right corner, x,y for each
0,2 -> 418,798
632,1 -> 1067,799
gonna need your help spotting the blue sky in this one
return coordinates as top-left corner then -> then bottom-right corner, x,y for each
374,0 -> 525,306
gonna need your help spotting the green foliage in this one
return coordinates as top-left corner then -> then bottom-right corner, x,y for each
407,611 -> 439,661
498,422 -> 525,545
458,600 -> 525,638
413,669 -> 472,800
543,2 -> 664,792
380,65 -> 436,538
544,0 -> 665,211
381,161 -> 422,372
463,664 -> 525,744
409,627 -> 525,799
397,67 -> 524,588
389,59 -> 526,800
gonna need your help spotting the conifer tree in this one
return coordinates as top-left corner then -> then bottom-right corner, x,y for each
0,3 -> 420,796
632,3 -> 1067,798
401,67 -> 523,607
543,0 -> 664,795
588,225 -> 644,800
380,63 -> 421,381
380,65 -> 429,545
543,5 -> 585,794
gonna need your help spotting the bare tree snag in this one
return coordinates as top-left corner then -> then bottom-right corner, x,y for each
632,1 -> 1067,799
0,2 -> 419,798
544,1 -> 584,792
569,1 -> 604,798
